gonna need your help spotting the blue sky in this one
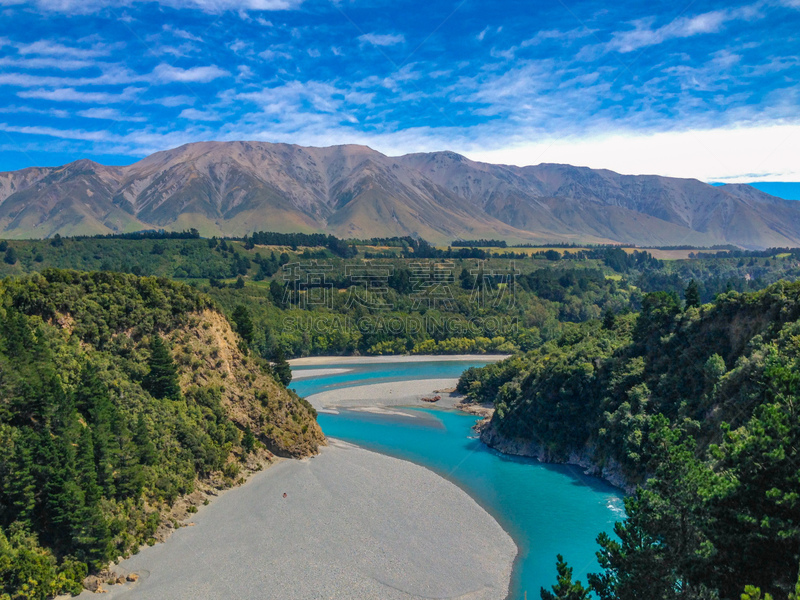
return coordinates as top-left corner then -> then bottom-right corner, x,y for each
0,0 -> 798,182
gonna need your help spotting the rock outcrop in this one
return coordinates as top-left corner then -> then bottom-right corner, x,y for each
479,420 -> 635,493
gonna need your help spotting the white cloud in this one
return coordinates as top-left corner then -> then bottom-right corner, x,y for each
0,0 -> 304,12
78,107 -> 147,121
229,39 -> 250,54
0,65 -> 144,87
0,56 -> 98,70
237,80 -> 344,114
17,86 -> 143,103
258,47 -> 293,60
606,5 -> 764,53
7,98 -> 799,184
145,95 -> 196,107
427,69 -> 451,79
236,65 -> 254,81
152,63 -> 229,83
0,123 -> 112,142
521,27 -> 594,47
163,24 -> 203,42
179,108 -> 221,120
477,26 -> 503,42
0,122 -> 217,158
0,105 -> 70,118
465,123 -> 800,183
0,73 -> 92,88
147,42 -> 198,58
227,79 -> 375,138
16,40 -> 120,58
358,33 -> 405,47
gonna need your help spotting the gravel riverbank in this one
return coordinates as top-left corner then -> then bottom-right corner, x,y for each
306,377 -> 466,410
288,354 -> 509,366
78,440 -> 517,600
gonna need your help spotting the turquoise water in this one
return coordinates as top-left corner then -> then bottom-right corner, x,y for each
291,361 -> 625,599
291,360 -> 491,395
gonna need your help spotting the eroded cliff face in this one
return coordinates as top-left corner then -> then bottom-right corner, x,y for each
478,420 -> 635,493
169,309 -> 326,458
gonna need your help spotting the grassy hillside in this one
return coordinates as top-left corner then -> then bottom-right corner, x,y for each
0,270 -> 323,599
461,283 -> 800,599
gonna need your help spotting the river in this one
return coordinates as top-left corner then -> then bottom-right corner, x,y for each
291,359 -> 625,599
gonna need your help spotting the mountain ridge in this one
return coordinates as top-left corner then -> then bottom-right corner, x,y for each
0,140 -> 798,248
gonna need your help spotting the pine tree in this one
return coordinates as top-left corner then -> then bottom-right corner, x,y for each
270,280 -> 286,308
4,432 -> 37,524
46,374 -> 74,436
71,429 -> 112,568
75,363 -> 108,417
459,267 -> 475,290
72,501 -> 111,569
75,364 -> 117,494
602,308 -> 617,330
143,333 -> 181,400
115,431 -> 144,500
685,279 -> 701,309
273,348 -> 292,386
541,555 -> 591,600
3,246 -> 17,265
92,412 -> 117,497
232,305 -> 254,343
242,425 -> 255,454
75,428 -> 101,506
40,432 -> 82,552
133,413 -> 156,466
0,309 -> 32,354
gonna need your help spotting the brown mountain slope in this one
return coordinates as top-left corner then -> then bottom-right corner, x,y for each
0,141 -> 797,247
0,160 -> 147,237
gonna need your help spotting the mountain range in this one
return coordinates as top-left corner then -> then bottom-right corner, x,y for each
0,141 -> 798,248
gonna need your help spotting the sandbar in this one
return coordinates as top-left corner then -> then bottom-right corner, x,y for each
79,440 -> 517,600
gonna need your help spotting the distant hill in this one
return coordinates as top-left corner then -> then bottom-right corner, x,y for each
2,141 -> 800,248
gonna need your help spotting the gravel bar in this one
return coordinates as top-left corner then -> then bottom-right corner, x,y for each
79,440 -> 517,600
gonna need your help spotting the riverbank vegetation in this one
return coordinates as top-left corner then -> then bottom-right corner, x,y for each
461,281 -> 800,599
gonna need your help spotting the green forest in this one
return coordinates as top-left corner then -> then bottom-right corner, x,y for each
2,233 -> 800,598
461,282 -> 800,599
0,269 -> 322,599
2,233 -> 800,365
